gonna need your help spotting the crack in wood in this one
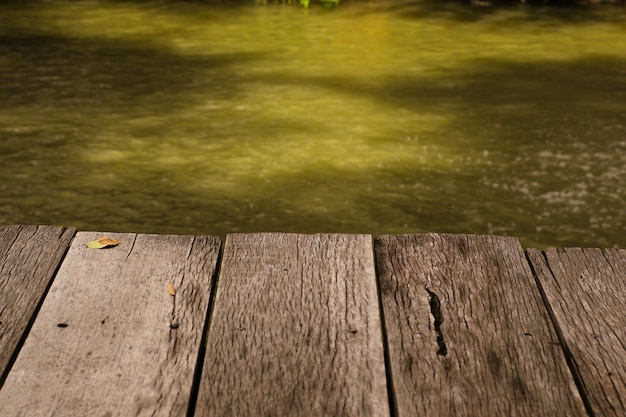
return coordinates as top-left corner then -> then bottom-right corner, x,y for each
124,235 -> 137,260
425,288 -> 448,356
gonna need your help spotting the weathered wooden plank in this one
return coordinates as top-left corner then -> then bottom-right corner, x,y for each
0,225 -> 76,386
195,233 -> 389,417
375,234 -> 585,416
0,231 -> 221,417
526,247 -> 626,417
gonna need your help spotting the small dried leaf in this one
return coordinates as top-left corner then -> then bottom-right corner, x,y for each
86,237 -> 121,249
167,283 -> 176,296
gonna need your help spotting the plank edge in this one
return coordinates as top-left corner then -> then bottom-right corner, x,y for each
0,225 -> 77,389
524,248 -> 596,417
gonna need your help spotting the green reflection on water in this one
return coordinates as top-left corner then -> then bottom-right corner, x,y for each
1,0 -> 625,248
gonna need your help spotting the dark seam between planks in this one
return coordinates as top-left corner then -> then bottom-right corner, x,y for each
0,226 -> 77,389
372,238 -> 399,417
186,237 -> 224,417
524,249 -> 596,417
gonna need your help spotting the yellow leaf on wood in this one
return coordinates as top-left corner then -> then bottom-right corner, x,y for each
167,283 -> 176,296
86,237 -> 121,249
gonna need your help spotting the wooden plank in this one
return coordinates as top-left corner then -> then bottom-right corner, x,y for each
375,234 -> 586,417
526,247 -> 626,417
0,225 -> 76,385
195,233 -> 389,417
0,231 -> 221,417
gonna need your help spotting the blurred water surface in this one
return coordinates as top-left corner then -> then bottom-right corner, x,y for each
1,0 -> 625,247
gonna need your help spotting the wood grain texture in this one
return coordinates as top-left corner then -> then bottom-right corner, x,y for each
0,225 -> 76,385
0,231 -> 221,417
195,233 -> 389,417
527,247 -> 626,417
375,234 -> 585,417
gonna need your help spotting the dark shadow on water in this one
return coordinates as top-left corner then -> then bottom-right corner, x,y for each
345,0 -> 625,23
260,55 -> 626,144
0,34 -> 265,112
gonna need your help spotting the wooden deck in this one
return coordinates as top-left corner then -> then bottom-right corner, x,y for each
0,225 -> 624,417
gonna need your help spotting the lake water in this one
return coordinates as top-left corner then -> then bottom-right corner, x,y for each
1,0 -> 625,248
